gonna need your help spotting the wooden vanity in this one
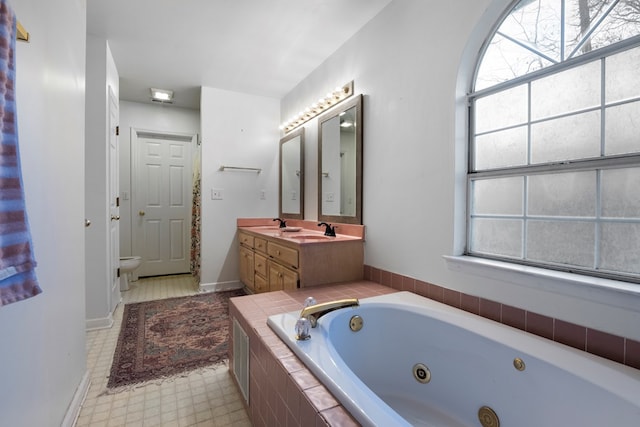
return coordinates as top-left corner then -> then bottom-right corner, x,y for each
237,218 -> 364,293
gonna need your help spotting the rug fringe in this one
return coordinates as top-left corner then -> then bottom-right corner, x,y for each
100,360 -> 230,396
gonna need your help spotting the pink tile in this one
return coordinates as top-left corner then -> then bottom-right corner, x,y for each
443,288 -> 461,308
479,298 -> 501,322
554,319 -> 586,351
414,280 -> 429,298
380,270 -> 392,287
320,406 -> 360,427
526,312 -> 553,340
304,385 -> 339,411
291,369 -> 320,390
280,356 -> 306,374
625,339 -> 640,370
299,394 -> 319,427
427,283 -> 444,303
363,265 -> 372,281
391,272 -> 403,290
501,305 -> 525,331
285,375 -> 301,422
460,293 -> 479,315
587,328 -> 624,364
402,276 -> 416,292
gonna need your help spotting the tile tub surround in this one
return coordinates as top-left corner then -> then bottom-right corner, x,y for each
228,282 -> 395,427
364,265 -> 640,371
229,274 -> 639,426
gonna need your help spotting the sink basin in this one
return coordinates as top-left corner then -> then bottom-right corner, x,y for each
288,235 -> 332,240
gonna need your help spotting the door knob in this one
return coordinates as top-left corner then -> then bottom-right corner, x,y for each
111,215 -> 120,221
139,210 -> 146,216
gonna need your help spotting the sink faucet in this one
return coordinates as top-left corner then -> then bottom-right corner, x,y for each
295,298 -> 359,340
318,222 -> 336,236
273,218 -> 287,228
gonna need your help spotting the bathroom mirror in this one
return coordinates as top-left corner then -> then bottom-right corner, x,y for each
279,127 -> 304,219
318,94 -> 362,225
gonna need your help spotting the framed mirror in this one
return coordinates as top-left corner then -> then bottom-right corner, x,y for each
318,94 -> 362,224
279,127 -> 304,219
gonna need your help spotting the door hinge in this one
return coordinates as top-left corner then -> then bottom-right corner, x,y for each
117,267 -> 120,278
116,197 -> 120,207
116,126 -> 120,136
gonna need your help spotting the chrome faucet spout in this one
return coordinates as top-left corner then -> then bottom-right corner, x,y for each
299,298 -> 359,328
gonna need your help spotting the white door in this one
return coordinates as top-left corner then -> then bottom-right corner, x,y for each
108,88 -> 120,310
132,130 -> 194,277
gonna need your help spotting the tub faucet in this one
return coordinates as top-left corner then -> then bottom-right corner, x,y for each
296,298 -> 359,340
318,222 -> 336,236
300,298 -> 359,328
273,218 -> 287,228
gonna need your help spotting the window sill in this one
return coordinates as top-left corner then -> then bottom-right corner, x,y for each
443,255 -> 640,314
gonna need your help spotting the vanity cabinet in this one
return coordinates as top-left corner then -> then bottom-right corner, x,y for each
237,226 -> 364,293
239,245 -> 254,290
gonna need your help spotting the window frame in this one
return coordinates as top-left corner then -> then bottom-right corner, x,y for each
467,33 -> 640,284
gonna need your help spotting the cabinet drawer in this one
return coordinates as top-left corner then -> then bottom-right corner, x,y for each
254,274 -> 268,293
238,231 -> 254,248
254,237 -> 267,254
254,253 -> 267,277
267,242 -> 298,268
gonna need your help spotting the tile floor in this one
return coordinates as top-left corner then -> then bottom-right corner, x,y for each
76,274 -> 251,427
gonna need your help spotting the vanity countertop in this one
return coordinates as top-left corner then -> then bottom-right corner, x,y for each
237,218 -> 365,246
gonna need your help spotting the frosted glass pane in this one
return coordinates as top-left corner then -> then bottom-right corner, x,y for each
527,221 -> 594,267
471,218 -> 522,258
528,171 -> 596,217
474,126 -> 528,170
601,168 -> 640,218
531,111 -> 601,163
600,223 -> 640,275
531,61 -> 600,120
475,33 -> 553,91
604,102 -> 640,156
472,177 -> 523,215
475,85 -> 528,133
606,46 -> 640,103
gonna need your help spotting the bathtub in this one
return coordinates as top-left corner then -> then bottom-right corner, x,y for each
267,291 -> 640,427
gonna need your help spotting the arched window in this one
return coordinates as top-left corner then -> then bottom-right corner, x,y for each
468,0 -> 640,283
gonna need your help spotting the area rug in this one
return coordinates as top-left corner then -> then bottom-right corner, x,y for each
107,289 -> 244,390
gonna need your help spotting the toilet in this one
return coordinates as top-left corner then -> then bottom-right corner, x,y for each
119,256 -> 142,291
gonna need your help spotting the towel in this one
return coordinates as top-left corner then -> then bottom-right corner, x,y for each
0,0 -> 41,307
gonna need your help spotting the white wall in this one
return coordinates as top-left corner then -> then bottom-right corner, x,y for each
118,101 -> 200,257
281,0 -> 640,342
85,35 -> 120,329
200,87 -> 279,288
0,0 -> 89,426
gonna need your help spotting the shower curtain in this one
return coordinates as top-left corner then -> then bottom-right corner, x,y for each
0,0 -> 42,307
190,141 -> 201,281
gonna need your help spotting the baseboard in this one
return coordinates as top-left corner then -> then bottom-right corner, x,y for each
85,313 -> 114,331
200,280 -> 243,293
61,370 -> 91,427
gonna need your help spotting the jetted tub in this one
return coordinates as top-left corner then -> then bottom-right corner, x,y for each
267,291 -> 640,427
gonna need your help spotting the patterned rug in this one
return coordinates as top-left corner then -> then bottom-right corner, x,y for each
107,289 -> 244,390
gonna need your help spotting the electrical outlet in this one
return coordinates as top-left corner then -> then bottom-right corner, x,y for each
325,192 -> 335,202
259,189 -> 266,200
211,188 -> 223,200
291,190 -> 297,200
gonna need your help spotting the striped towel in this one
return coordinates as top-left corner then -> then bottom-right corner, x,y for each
0,0 -> 41,307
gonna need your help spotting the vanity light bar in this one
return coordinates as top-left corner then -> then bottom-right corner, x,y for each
280,81 -> 354,133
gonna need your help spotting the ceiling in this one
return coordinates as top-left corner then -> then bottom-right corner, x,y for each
86,0 -> 394,110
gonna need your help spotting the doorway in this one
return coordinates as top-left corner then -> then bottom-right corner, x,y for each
131,129 -> 197,278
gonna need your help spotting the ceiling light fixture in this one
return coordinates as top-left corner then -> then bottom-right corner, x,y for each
150,88 -> 174,103
279,81 -> 353,133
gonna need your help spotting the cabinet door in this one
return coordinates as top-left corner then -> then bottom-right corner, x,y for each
268,260 -> 298,291
239,246 -> 254,290
254,274 -> 268,293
